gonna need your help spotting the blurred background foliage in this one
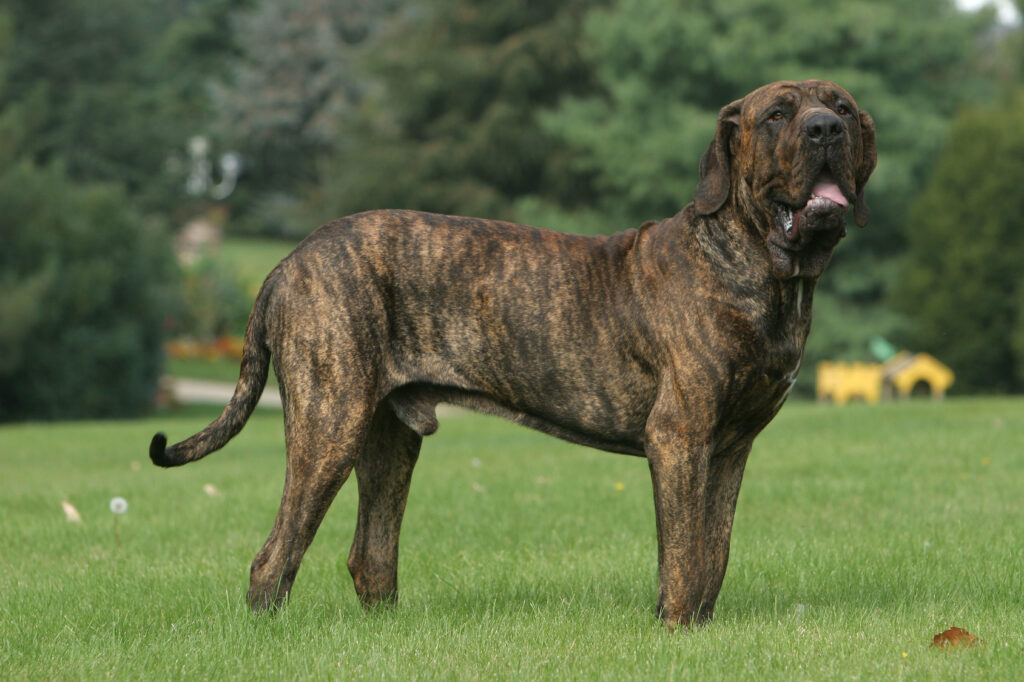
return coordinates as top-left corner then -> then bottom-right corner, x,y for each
0,0 -> 1022,419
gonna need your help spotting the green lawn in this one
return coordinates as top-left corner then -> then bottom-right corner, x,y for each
165,357 -> 277,387
215,237 -> 298,297
1,399 -> 1021,680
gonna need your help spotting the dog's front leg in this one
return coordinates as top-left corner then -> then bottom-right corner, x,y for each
644,383 -> 716,627
695,439 -> 753,623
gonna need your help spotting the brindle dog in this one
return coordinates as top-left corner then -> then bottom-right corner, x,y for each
151,80 -> 876,626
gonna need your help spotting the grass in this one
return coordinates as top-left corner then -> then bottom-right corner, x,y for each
165,356 -> 247,385
215,237 -> 298,297
165,357 -> 278,388
1,398 -> 1021,680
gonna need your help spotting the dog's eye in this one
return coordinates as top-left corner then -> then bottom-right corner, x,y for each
837,104 -> 853,117
767,110 -> 785,122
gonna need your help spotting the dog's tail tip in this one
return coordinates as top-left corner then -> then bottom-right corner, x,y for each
149,432 -> 174,467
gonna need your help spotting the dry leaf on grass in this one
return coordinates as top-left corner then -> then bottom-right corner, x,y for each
930,626 -> 981,650
61,501 -> 83,523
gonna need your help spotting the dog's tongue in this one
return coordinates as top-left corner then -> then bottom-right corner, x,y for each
811,174 -> 848,208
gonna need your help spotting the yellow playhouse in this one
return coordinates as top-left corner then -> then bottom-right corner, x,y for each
816,349 -> 954,405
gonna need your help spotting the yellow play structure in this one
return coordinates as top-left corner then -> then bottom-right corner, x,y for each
815,338 -> 955,405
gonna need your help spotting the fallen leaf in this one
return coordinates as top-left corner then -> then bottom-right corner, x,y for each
930,626 -> 981,650
61,501 -> 83,523
203,483 -> 222,497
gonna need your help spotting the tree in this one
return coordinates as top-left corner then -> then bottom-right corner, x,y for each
541,0 -> 996,227
0,0 -> 243,214
895,89 -> 1024,392
211,0 -> 401,236
304,0 -> 600,227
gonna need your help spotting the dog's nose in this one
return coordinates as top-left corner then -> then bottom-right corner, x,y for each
804,112 -> 843,146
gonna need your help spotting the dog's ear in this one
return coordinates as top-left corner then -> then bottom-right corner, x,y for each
854,110 -> 877,228
694,99 -> 742,216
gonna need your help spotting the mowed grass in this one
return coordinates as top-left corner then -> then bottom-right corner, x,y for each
1,398 -> 1021,680
215,237 -> 298,297
164,357 -> 278,387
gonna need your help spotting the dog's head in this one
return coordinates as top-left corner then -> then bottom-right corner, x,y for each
694,80 -> 877,279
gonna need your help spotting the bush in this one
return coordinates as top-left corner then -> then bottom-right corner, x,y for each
178,255 -> 252,340
0,160 -> 180,420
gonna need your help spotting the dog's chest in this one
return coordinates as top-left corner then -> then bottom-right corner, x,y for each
717,306 -> 808,439
713,361 -> 800,452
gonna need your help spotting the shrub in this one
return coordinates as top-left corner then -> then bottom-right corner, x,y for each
0,160 -> 180,420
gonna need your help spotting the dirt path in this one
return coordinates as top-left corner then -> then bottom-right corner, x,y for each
163,377 -> 282,409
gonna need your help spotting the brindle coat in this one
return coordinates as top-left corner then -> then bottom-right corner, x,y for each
151,80 -> 876,626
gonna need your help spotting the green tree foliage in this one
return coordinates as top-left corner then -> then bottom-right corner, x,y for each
543,0 -> 995,234
895,89 -> 1024,393
212,0 -> 401,236
0,161 -> 179,420
0,1 -> 230,419
0,0 -> 243,213
306,0 -> 598,225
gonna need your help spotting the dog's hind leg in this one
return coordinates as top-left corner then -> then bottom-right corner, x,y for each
247,384 -> 376,612
347,403 -> 422,607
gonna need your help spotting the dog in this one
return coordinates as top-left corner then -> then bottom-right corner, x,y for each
151,79 -> 876,626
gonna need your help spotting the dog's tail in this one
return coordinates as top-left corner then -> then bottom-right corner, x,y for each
149,269 -> 278,468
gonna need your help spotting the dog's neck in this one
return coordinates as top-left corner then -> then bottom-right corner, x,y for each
688,203 -> 817,337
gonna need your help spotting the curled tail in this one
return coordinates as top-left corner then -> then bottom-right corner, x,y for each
150,271 -> 277,468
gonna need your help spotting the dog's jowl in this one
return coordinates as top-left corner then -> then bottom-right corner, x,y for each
151,80 -> 876,626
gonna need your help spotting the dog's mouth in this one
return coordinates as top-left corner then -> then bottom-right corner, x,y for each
768,170 -> 850,278
774,170 -> 850,241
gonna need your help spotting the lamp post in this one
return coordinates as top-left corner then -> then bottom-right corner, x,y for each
185,135 -> 241,200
